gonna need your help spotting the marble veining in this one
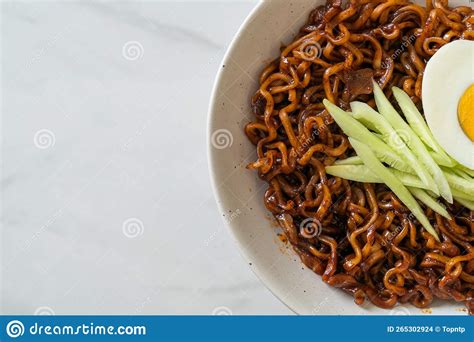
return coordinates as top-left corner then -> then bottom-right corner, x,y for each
1,0 -> 292,315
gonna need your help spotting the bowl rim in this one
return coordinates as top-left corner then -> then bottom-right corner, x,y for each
206,0 -> 299,315
207,0 -> 471,316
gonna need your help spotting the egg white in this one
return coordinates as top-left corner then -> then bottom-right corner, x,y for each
422,39 -> 474,169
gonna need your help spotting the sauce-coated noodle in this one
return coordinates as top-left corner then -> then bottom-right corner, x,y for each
245,0 -> 474,313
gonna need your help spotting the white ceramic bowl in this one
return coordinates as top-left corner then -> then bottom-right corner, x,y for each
208,0 -> 468,315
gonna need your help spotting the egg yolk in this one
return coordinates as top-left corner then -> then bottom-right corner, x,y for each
458,84 -> 474,142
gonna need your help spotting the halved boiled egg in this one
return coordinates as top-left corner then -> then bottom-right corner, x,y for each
422,39 -> 474,169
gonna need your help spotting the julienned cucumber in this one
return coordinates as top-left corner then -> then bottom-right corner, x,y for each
325,165 -> 430,190
326,164 -> 450,218
373,82 -> 453,203
453,197 -> 474,210
350,101 -> 438,195
443,170 -> 474,196
325,165 -> 379,183
450,167 -> 472,180
333,156 -> 363,166
348,137 -> 440,241
451,188 -> 473,201
392,87 -> 455,166
334,154 -> 457,174
325,165 -> 450,217
430,151 -> 457,167
407,187 -> 451,219
323,87 -> 472,241
322,100 -> 413,173
331,157 -> 474,201
457,164 -> 474,178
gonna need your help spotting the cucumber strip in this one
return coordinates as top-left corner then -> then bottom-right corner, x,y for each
407,187 -> 451,219
430,151 -> 457,167
453,197 -> 474,210
325,165 -> 430,190
451,188 -> 473,201
373,82 -> 452,203
323,100 -> 413,173
392,87 -> 453,164
451,168 -> 472,180
425,190 -> 439,198
349,102 -> 381,133
349,137 -> 440,241
350,100 -> 437,194
457,164 -> 474,178
443,170 -> 474,196
333,156 -> 364,165
351,101 -> 455,170
373,133 -> 385,141
390,169 -> 429,189
325,165 -> 380,183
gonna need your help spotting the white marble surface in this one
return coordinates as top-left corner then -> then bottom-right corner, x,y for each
1,0 -> 292,315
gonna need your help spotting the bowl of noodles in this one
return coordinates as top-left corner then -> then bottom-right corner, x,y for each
208,0 -> 474,315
